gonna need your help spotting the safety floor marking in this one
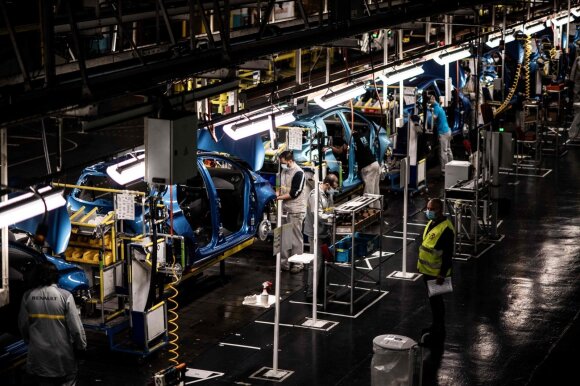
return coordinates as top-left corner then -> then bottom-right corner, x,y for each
355,251 -> 395,270
218,342 -> 261,350
453,237 -> 503,260
317,289 -> 389,319
386,271 -> 422,282
383,235 -> 416,241
184,368 -> 224,384
393,230 -> 421,235
407,222 -> 428,226
249,367 -> 294,383
500,168 -> 552,178
254,320 -> 295,328
294,317 -> 340,332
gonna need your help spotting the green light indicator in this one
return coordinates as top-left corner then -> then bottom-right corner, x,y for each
499,128 -> 505,132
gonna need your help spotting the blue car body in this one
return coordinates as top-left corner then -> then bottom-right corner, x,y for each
402,61 -> 472,135
266,106 -> 391,193
67,152 -> 276,267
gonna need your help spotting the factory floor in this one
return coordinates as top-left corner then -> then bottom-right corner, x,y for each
9,144 -> 580,386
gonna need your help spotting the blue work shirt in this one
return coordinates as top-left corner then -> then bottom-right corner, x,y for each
432,102 -> 451,135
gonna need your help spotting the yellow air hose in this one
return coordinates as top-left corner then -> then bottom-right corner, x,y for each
494,34 -> 532,117
166,251 -> 180,365
524,35 -> 532,99
166,184 -> 181,365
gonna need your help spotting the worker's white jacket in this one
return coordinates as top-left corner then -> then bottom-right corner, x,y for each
18,284 -> 87,378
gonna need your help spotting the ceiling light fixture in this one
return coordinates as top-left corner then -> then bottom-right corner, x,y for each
378,64 -> 425,85
223,107 -> 296,140
548,14 -> 575,27
106,153 -> 145,185
313,83 -> 367,109
434,47 -> 471,65
0,186 -> 66,228
485,29 -> 516,48
523,20 -> 546,35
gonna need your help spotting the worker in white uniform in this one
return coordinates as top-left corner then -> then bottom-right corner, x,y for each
303,174 -> 339,300
19,262 -> 86,386
277,150 -> 307,274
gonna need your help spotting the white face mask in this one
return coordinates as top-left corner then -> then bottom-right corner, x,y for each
281,163 -> 288,170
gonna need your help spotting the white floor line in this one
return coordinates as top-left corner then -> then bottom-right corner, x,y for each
383,235 -> 415,240
254,320 -> 295,328
393,230 -> 421,235
218,342 -> 261,350
317,290 -> 389,319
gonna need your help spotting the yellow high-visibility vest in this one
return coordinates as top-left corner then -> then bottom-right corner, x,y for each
417,219 -> 455,277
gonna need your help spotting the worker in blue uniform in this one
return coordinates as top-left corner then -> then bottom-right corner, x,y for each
430,95 -> 454,175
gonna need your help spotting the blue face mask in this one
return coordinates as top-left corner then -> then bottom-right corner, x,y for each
327,188 -> 336,195
425,209 -> 436,220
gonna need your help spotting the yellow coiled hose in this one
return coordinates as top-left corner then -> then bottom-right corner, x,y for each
524,35 -> 532,99
494,34 -> 532,116
167,251 -> 180,365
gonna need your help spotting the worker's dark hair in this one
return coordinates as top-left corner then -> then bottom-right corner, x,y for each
323,174 -> 338,186
279,150 -> 294,161
29,262 -> 59,288
429,198 -> 444,212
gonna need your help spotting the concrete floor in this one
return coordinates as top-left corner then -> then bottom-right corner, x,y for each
6,141 -> 580,386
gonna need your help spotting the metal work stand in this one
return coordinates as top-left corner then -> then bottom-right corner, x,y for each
324,194 -> 384,316
445,183 -> 502,260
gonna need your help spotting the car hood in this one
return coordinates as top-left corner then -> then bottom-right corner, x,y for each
198,126 -> 266,171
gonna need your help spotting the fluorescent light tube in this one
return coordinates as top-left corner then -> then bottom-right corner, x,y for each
223,108 -> 295,140
485,30 -> 516,48
523,20 -> 546,35
379,65 -> 424,85
313,83 -> 367,109
434,47 -> 471,65
549,14 -> 574,27
0,186 -> 66,228
572,7 -> 580,18
107,153 -> 145,185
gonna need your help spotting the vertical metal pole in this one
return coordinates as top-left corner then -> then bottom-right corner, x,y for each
296,48 -> 302,85
326,47 -> 331,84
501,11 -> 506,102
383,29 -> 389,115
1,127 -> 9,308
272,197 -> 283,372
566,0 -> 571,54
444,15 -> 450,107
312,170 -> 319,322
40,119 -> 52,174
398,29 -> 404,123
402,158 -> 409,274
56,118 -> 63,172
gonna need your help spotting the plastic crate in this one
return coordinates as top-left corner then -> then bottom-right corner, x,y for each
332,233 -> 379,263
334,237 -> 352,263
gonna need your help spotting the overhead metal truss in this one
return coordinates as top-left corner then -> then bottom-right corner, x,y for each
0,0 -> 572,126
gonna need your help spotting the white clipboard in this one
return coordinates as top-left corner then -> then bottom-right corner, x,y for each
427,277 -> 453,297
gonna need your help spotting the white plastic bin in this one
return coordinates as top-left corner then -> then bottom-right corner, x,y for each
371,334 -> 419,386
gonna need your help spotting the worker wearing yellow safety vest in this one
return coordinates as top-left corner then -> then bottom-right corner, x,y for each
417,198 -> 455,348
